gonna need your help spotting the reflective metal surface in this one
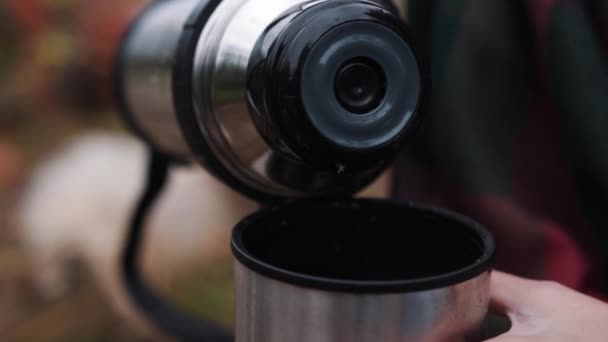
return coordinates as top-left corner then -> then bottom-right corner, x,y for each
122,0 -> 199,156
233,199 -> 495,342
235,262 -> 491,342
119,0 -> 423,200
192,0 -> 309,197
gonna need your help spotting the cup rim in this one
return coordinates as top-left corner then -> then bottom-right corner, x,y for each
231,198 -> 495,293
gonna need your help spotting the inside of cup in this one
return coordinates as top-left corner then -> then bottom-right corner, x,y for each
236,200 -> 490,283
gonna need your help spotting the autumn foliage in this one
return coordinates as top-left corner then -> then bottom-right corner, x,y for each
1,0 -> 149,112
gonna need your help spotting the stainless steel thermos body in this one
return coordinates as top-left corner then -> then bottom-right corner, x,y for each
232,199 -> 495,342
116,0 -> 425,202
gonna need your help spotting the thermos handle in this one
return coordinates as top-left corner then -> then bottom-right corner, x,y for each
121,149 -> 233,342
118,0 -> 232,337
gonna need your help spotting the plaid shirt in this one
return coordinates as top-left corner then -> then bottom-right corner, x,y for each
394,0 -> 608,297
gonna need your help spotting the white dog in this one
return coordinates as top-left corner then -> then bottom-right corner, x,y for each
16,132 -> 258,335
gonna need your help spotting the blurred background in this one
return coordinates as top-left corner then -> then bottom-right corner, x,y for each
2,0 -> 607,340
0,1 -> 242,340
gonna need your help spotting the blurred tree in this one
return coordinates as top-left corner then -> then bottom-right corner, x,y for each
1,0 -> 148,117
0,3 -> 25,132
67,0 -> 149,108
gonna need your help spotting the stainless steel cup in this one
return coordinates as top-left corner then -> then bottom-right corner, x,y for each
231,199 -> 495,342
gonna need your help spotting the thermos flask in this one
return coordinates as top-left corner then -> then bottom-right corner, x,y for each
116,0 -> 424,202
115,1 -> 495,341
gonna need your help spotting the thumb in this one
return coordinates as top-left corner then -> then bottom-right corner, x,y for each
489,271 -> 533,316
484,271 -> 543,341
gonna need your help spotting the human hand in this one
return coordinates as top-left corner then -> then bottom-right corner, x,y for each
484,271 -> 608,341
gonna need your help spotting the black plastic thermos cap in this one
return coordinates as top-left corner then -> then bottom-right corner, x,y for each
247,0 -> 424,173
335,57 -> 387,115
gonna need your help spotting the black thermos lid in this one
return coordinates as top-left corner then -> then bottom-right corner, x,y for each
247,0 -> 426,175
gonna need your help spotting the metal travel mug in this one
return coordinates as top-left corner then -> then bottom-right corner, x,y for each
231,199 -> 495,342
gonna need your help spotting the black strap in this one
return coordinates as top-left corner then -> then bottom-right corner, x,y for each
121,149 -> 233,342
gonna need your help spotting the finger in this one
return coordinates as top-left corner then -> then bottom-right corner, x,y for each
489,271 -> 534,315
